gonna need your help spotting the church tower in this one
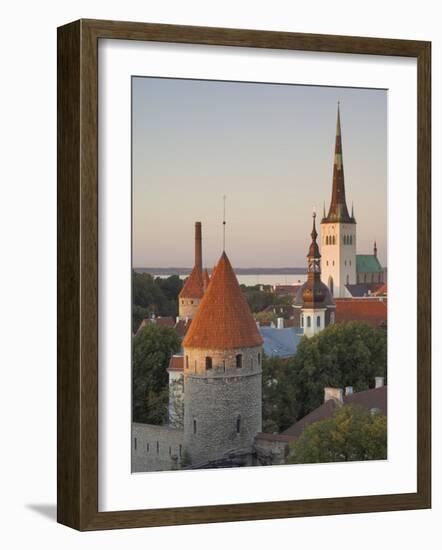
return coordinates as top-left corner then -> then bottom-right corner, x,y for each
182,251 -> 263,466
301,213 -> 334,337
178,222 -> 205,320
320,104 -> 357,298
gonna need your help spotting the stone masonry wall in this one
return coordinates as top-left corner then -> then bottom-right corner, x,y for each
183,345 -> 262,466
179,297 -> 200,320
131,423 -> 184,472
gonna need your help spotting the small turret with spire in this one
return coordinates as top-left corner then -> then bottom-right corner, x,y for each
302,212 -> 326,306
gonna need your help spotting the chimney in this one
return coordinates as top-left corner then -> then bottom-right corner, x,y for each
277,317 -> 284,329
195,221 -> 202,272
375,376 -> 384,388
345,386 -> 353,396
324,387 -> 343,404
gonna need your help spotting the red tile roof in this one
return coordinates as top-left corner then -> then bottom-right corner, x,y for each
183,252 -> 264,349
155,316 -> 175,328
282,399 -> 338,438
203,269 -> 210,290
168,355 -> 184,372
335,298 -> 387,326
273,284 -> 302,296
179,265 -> 204,299
282,386 -> 387,438
374,283 -> 388,296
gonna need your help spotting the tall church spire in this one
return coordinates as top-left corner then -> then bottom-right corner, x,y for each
323,103 -> 355,224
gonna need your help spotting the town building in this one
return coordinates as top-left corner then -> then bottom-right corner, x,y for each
320,104 -> 385,298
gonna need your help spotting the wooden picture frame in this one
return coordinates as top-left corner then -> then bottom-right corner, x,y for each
57,19 -> 431,531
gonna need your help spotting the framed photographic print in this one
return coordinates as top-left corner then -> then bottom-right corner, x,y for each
57,19 -> 431,530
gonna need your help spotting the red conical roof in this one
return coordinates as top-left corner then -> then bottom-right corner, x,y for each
183,252 -> 263,349
179,265 -> 204,299
203,268 -> 210,291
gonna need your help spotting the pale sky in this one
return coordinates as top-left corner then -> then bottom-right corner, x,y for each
132,77 -> 387,268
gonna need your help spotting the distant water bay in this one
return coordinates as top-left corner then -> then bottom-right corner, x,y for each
135,269 -> 307,287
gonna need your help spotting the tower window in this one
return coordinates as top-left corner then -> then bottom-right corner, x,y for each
236,416 -> 241,434
156,441 -> 159,453
301,315 -> 304,328
346,274 -> 350,285
169,446 -> 172,456
317,316 -> 321,328
185,355 -> 189,369
146,442 -> 149,453
193,420 -> 197,434
236,354 -> 243,368
134,437 -> 137,450
332,236 -> 336,245
205,356 -> 212,370
179,444 -> 182,457
326,236 -> 329,245
307,316 -> 311,328
258,352 -> 261,365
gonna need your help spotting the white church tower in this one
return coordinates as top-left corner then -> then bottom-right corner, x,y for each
320,104 -> 357,298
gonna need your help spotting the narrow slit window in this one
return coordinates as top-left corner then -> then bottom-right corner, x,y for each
236,354 -> 243,368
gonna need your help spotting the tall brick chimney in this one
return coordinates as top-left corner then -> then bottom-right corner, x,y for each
195,222 -> 202,272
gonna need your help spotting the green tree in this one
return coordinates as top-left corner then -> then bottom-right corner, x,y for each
294,322 -> 387,418
132,323 -> 180,424
132,271 -> 183,331
262,355 -> 300,433
287,405 -> 387,464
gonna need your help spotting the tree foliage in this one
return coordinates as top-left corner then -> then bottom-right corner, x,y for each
294,322 -> 387,418
287,405 -> 387,464
262,356 -> 300,433
132,323 -> 180,424
261,322 -> 387,433
132,271 -> 183,332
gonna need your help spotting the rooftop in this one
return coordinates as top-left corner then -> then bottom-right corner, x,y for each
183,252 -> 263,350
356,254 -> 383,274
260,326 -> 303,358
282,385 -> 387,439
335,298 -> 387,326
178,265 -> 204,299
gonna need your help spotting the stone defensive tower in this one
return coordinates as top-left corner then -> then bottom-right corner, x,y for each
320,104 -> 357,297
178,221 -> 205,320
182,251 -> 263,466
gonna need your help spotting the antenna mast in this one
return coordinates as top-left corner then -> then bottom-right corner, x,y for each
222,195 -> 226,251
